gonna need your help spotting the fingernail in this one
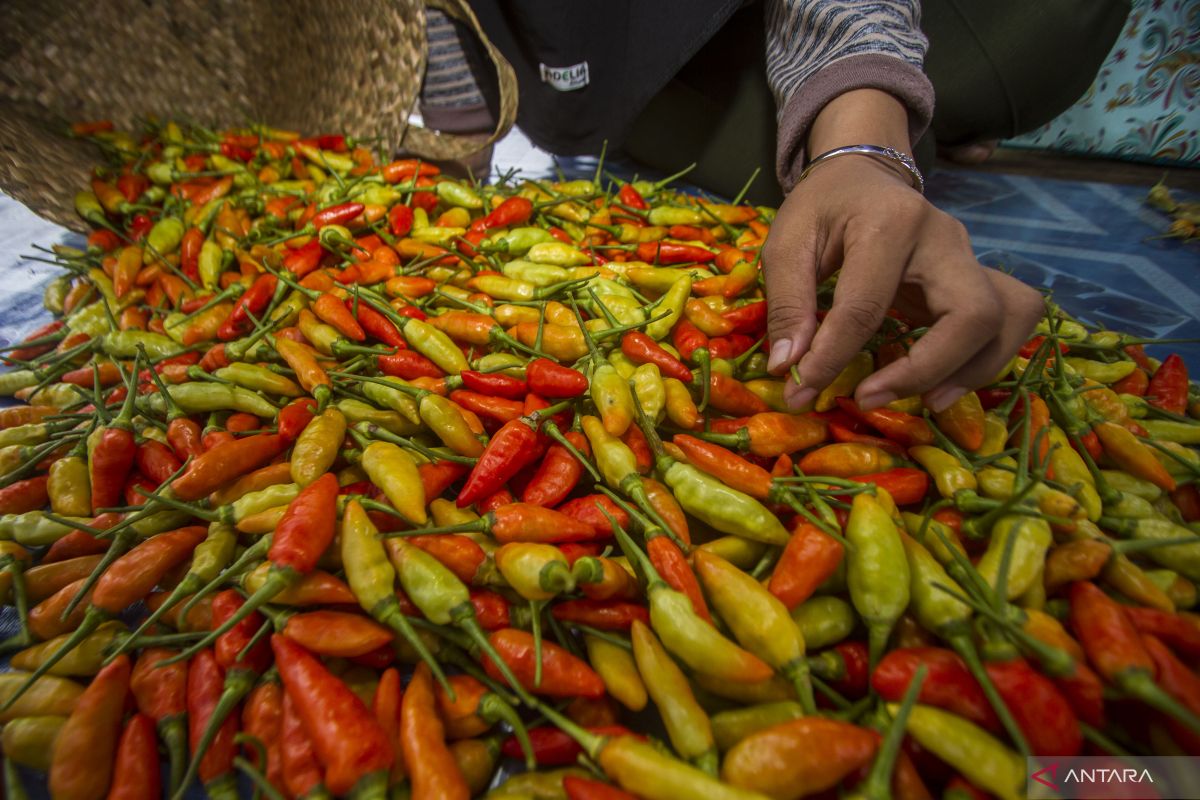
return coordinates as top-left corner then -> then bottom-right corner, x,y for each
767,338 -> 796,372
856,390 -> 898,411
925,385 -> 969,413
785,384 -> 817,411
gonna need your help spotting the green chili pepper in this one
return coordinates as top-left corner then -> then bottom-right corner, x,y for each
846,492 -> 909,668
145,217 -> 185,263
791,596 -> 856,650
897,704 -> 1024,800
631,619 -> 718,773
337,398 -> 420,437
631,363 -> 666,424
404,318 -> 470,375
484,227 -> 555,255
435,181 -> 484,209
214,363 -> 304,397
198,241 -> 224,289
142,384 -> 278,419
645,276 -> 691,340
977,515 -> 1052,600
710,702 -> 806,753
693,550 -> 816,713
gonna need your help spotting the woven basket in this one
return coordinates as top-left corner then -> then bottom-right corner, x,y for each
0,0 -> 517,233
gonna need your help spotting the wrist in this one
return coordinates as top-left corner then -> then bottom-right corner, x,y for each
807,88 -> 913,156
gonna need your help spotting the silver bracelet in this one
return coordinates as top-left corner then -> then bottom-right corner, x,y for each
798,144 -> 925,193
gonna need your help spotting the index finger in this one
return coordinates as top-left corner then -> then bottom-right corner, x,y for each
788,237 -> 905,408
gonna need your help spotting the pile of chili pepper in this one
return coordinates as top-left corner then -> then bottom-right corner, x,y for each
0,118 -> 1198,800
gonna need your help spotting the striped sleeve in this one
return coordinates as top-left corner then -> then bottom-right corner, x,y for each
765,0 -> 935,190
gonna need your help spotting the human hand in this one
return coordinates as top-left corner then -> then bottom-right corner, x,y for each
763,153 -> 1043,411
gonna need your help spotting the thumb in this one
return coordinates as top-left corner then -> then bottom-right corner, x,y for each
762,222 -> 820,375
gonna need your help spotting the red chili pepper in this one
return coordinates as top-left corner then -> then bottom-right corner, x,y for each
283,610 -> 395,658
708,334 -> 757,360
985,657 -> 1082,756
707,372 -> 770,416
872,647 -> 1000,731
135,439 -> 183,486
555,494 -> 629,537
1171,484 -> 1200,523
1124,607 -> 1200,659
459,369 -> 528,400
1018,335 -> 1068,359
722,300 -> 768,335
522,430 -> 590,507
382,159 -> 440,183
281,690 -> 327,799
646,535 -> 710,621
311,202 -> 363,230
172,433 -> 290,501
564,775 -> 640,800
621,331 -> 693,383
450,389 -> 525,424
313,292 -> 366,341
90,388 -> 138,514
846,468 -> 930,506
4,319 -> 65,362
836,398 -> 934,447
636,241 -> 715,264
218,273 -> 276,341
769,521 -> 845,610
107,713 -> 162,800
1146,353 -> 1189,415
457,413 -> 549,508
370,667 -> 407,787
672,434 -> 773,498
479,487 -> 516,514
501,725 -> 636,767
187,649 -> 239,792
277,397 -> 318,442
470,590 -> 511,630
270,473 -> 338,573
622,426 -> 654,474
401,662 -> 469,799
388,204 -> 415,237
272,634 -> 394,795
671,318 -> 709,362
419,459 -> 470,499
471,196 -> 534,232
379,350 -> 443,380
48,655 -> 131,800
350,299 -> 407,349
407,534 -> 486,585
1142,634 -> 1200,755
616,183 -> 648,210
551,599 -> 649,630
1069,581 -> 1198,729
0,475 -> 50,515
282,239 -> 325,278
526,358 -> 589,398
483,628 -> 606,698
1111,367 -> 1149,397
829,640 -> 871,699
129,213 -> 154,241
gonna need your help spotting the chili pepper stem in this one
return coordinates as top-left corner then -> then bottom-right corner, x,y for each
109,573 -> 206,660
1118,672 -> 1200,736
782,660 -> 818,716
165,568 -> 298,665
0,561 -> 31,654
159,715 -> 189,796
810,673 -> 852,710
3,757 -> 29,800
1,607 -> 108,711
1079,723 -> 1134,757
60,530 -> 133,620
457,615 -> 537,707
346,770 -> 388,800
172,667 -> 257,800
232,756 -> 287,800
180,537 -> 272,624
947,633 -> 1032,759
374,599 -> 458,701
853,665 -> 927,800
530,599 -> 545,689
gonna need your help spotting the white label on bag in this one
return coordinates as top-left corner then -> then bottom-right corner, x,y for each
539,61 -> 589,92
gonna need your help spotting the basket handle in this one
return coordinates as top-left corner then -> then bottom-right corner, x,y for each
400,0 -> 519,161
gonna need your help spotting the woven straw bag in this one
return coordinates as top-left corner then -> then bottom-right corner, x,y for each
0,0 -> 517,232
